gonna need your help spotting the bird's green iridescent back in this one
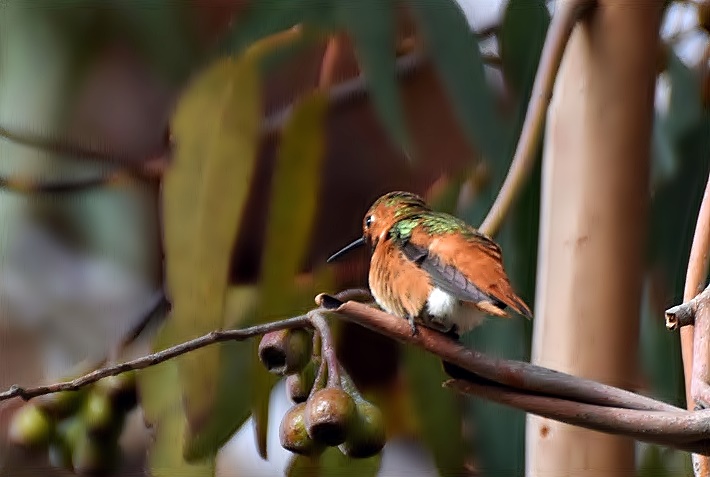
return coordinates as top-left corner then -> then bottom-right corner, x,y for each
389,211 -> 501,256
389,212 -> 475,239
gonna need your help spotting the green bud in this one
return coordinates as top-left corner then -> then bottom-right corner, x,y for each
8,404 -> 53,450
83,391 -> 123,439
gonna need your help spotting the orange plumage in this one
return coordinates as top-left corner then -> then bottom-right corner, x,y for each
328,191 -> 532,336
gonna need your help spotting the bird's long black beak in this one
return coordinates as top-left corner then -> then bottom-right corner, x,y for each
327,237 -> 366,263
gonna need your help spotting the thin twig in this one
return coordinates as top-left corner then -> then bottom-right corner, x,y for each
308,310 -> 341,387
478,0 -> 596,237
666,284 -> 710,330
0,315 -> 311,402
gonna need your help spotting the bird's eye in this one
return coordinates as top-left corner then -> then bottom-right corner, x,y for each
365,215 -> 373,228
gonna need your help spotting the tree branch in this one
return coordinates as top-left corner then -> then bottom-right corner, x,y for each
445,379 -> 710,455
316,294 -> 677,412
478,0 -> 596,237
5,289 -> 710,455
666,283 -> 710,331
0,315 -> 311,402
669,166 -> 710,475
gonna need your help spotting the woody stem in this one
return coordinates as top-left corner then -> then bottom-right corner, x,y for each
308,309 -> 341,388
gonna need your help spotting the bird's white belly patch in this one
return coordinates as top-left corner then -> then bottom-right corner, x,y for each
426,287 -> 457,317
426,287 -> 486,334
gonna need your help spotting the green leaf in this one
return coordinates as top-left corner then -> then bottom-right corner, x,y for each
221,0 -> 336,56
402,347 -> 465,475
287,448 -> 381,477
407,0 -> 504,163
137,329 -> 214,477
260,92 -> 329,300
500,0 -> 550,97
148,396 -> 215,477
182,286 -> 260,460
338,0 -> 412,157
250,92 -> 328,457
162,55 -> 261,461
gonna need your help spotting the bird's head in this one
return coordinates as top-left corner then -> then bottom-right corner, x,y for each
327,191 -> 429,262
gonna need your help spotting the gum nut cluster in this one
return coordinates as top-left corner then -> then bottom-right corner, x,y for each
8,370 -> 138,476
258,329 -> 386,458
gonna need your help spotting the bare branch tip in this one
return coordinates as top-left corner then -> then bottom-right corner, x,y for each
664,303 -> 696,330
317,293 -> 344,310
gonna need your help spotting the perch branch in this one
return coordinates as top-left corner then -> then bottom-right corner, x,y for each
478,0 -> 596,237
4,288 -> 710,455
316,294 -> 678,412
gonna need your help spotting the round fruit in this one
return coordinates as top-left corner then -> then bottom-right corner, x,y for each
84,392 -> 122,438
258,329 -> 313,376
339,401 -> 386,458
279,403 -> 324,456
304,388 -> 356,446
8,404 -> 53,450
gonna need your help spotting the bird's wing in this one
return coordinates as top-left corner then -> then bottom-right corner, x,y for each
399,225 -> 532,319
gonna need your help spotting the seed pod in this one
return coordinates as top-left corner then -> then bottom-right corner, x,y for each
286,358 -> 319,403
94,372 -> 138,412
258,329 -> 313,375
33,389 -> 86,420
304,387 -> 356,446
279,403 -> 324,456
8,404 -> 53,450
339,400 -> 386,458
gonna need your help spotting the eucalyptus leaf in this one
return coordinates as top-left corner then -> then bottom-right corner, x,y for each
221,0 -> 336,56
407,0 -> 504,164
162,54 -> 261,461
500,0 -> 550,97
251,92 -> 329,457
137,327 -> 215,477
338,0 -> 412,157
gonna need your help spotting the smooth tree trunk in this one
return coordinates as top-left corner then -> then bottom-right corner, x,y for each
526,2 -> 663,476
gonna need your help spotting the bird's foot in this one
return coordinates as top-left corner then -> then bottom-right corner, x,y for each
408,316 -> 418,336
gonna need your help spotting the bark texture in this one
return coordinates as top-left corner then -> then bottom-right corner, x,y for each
526,2 -> 663,476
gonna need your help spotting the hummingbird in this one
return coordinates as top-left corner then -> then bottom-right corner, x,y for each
327,191 -> 532,337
